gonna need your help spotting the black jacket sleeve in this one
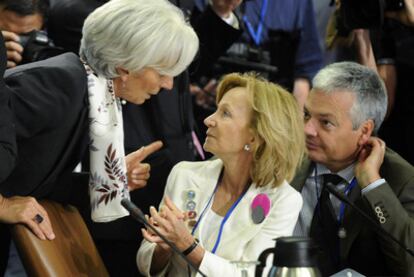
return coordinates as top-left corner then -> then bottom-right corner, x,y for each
0,85 -> 17,183
0,33 -> 17,182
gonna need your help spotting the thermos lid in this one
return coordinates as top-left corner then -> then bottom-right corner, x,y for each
273,237 -> 319,267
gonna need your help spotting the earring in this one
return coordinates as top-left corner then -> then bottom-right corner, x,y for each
244,144 -> 251,152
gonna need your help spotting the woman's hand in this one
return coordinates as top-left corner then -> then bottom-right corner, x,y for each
0,195 -> 55,240
125,140 -> 163,191
142,196 -> 193,251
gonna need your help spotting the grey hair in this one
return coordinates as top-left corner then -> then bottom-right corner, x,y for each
79,0 -> 199,78
312,62 -> 387,134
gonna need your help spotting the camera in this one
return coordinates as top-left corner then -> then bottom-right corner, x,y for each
18,30 -> 65,64
339,0 -> 405,30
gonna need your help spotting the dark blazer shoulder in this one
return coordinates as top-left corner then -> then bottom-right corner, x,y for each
5,53 -> 86,82
5,53 -> 88,136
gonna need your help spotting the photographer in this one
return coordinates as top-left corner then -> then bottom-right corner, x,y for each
326,0 -> 414,165
374,0 -> 414,165
194,0 -> 323,96
0,0 -> 60,68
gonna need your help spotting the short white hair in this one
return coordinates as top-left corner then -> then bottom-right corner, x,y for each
79,0 -> 199,78
313,62 -> 387,134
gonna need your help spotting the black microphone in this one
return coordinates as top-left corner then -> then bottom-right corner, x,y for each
324,182 -> 414,257
121,199 -> 207,277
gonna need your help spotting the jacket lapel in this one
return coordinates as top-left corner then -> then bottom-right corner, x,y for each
290,158 -> 313,192
185,159 -> 223,237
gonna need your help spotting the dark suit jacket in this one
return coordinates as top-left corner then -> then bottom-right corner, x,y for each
291,148 -> 414,276
0,53 -> 89,275
1,53 -> 89,200
0,43 -> 17,182
0,84 -> 16,183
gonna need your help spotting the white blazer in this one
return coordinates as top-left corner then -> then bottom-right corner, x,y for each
137,159 -> 303,277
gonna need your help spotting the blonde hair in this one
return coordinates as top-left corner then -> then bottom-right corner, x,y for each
79,0 -> 199,78
216,73 -> 305,187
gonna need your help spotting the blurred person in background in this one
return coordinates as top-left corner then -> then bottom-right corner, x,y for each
0,0 -> 63,68
191,0 -> 323,144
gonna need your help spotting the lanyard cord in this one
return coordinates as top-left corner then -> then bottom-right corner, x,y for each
243,0 -> 268,45
314,166 -> 357,224
338,178 -> 357,222
191,171 -> 249,254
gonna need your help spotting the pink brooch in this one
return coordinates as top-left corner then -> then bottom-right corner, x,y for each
251,193 -> 271,224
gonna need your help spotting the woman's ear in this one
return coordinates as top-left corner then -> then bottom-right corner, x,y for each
249,129 -> 262,148
115,67 -> 129,82
357,119 -> 374,146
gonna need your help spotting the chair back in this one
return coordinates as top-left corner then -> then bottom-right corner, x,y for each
10,200 -> 109,277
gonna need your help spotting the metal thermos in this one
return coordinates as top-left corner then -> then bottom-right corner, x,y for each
255,237 -> 321,277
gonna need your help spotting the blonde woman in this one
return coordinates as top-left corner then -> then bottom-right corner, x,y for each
137,73 -> 306,276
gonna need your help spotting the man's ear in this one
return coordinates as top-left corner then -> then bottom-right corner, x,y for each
358,119 -> 374,146
115,67 -> 129,82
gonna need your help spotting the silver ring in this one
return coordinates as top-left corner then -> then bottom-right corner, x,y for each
33,214 -> 44,224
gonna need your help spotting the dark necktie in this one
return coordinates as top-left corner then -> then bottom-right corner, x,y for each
310,174 -> 345,276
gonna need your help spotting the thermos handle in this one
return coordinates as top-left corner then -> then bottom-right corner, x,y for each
254,247 -> 274,277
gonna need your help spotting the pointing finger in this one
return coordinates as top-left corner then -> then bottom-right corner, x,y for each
139,141 -> 163,160
128,140 -> 163,164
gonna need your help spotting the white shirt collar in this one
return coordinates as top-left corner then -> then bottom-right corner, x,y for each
314,162 -> 356,184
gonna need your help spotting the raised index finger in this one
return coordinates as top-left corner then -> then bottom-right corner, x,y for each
133,140 -> 163,162
142,140 -> 163,157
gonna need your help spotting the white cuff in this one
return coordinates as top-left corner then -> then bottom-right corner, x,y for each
361,178 -> 386,194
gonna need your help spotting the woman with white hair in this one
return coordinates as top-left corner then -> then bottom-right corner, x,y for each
78,0 -> 199,222
0,0 -> 199,258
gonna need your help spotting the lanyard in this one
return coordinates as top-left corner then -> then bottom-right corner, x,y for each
338,177 -> 357,223
243,0 -> 268,45
191,171 -> 248,254
314,167 -> 357,224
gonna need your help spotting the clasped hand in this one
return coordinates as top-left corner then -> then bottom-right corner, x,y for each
142,196 -> 194,252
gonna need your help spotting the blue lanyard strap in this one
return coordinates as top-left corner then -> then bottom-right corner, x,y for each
243,0 -> 268,45
211,190 -> 247,253
191,171 -> 249,254
338,177 -> 357,223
